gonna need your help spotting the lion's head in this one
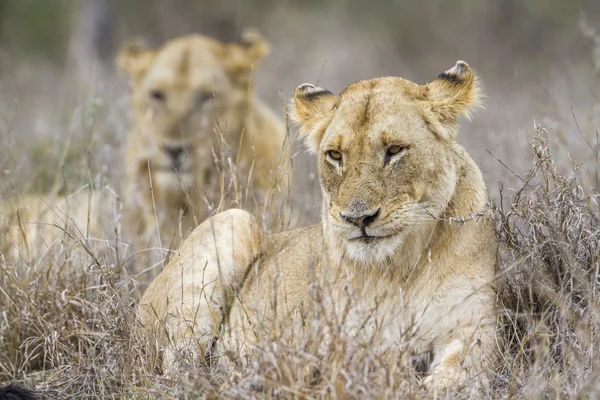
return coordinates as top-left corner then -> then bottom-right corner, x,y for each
291,61 -> 481,265
117,29 -> 269,189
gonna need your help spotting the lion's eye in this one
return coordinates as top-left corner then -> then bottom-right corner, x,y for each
196,91 -> 217,105
387,145 -> 404,155
327,150 -> 343,161
149,89 -> 166,103
384,145 -> 407,165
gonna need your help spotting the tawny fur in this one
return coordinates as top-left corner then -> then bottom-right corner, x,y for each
139,61 -> 498,389
1,186 -> 121,264
118,29 -> 291,250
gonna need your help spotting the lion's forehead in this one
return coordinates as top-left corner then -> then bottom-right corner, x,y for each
145,66 -> 227,91
341,77 -> 424,100
324,94 -> 428,151
144,41 -> 227,90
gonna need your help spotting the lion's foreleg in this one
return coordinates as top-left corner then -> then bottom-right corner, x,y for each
140,209 -> 263,369
424,313 -> 495,391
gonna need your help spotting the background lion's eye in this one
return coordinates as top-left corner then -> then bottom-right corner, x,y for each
387,145 -> 404,155
328,150 -> 342,161
149,89 -> 166,103
196,91 -> 217,105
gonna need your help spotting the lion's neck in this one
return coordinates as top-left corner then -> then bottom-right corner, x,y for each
445,145 -> 489,218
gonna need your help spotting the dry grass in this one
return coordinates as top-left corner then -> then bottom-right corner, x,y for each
494,125 -> 600,397
1,119 -> 599,398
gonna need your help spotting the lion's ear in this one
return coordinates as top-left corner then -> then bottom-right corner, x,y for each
289,83 -> 339,153
238,27 -> 270,65
116,38 -> 156,83
424,61 -> 482,140
222,28 -> 270,85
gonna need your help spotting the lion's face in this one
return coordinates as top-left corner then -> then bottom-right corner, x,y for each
291,62 -> 481,264
125,38 -> 231,182
118,30 -> 269,187
317,88 -> 459,264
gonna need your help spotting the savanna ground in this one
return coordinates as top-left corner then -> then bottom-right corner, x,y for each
1,1 -> 600,398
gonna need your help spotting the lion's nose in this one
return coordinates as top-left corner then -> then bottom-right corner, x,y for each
163,144 -> 185,161
340,208 -> 381,229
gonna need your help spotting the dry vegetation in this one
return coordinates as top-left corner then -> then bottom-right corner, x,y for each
495,126 -> 600,397
1,118 -> 599,399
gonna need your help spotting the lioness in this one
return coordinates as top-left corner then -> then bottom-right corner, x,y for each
117,29 -> 290,249
139,61 -> 498,389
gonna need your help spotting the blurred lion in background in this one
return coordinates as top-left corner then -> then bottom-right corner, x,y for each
0,186 -> 122,266
139,61 -> 498,390
117,28 -> 291,252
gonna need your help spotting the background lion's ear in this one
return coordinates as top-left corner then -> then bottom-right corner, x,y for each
238,27 -> 270,64
222,28 -> 270,86
289,83 -> 339,153
425,61 -> 482,140
116,38 -> 156,82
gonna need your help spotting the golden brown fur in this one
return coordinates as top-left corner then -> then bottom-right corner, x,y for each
139,61 -> 498,389
1,186 -> 121,265
117,29 -> 290,249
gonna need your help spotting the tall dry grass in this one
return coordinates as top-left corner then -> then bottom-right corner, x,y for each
495,124 -> 600,397
1,120 -> 599,398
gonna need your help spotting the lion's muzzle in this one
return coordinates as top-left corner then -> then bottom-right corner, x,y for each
339,208 -> 380,231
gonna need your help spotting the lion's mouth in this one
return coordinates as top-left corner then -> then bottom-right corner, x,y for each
153,164 -> 191,174
349,234 -> 391,244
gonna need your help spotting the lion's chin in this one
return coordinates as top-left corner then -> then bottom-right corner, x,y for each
153,170 -> 195,189
344,235 -> 402,265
